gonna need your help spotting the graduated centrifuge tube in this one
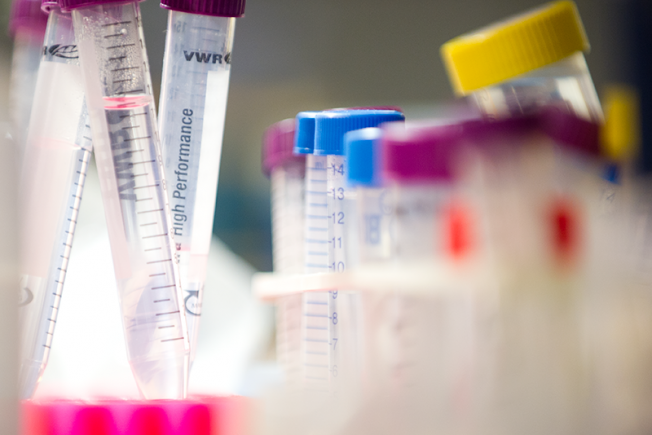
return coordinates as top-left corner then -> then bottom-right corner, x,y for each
314,110 -> 403,271
344,126 -> 406,403
464,113 -> 601,435
441,1 -> 603,122
8,0 -> 48,154
63,0 -> 189,399
18,0 -> 92,399
291,110 -> 330,390
294,111 -> 329,274
264,119 -> 305,275
343,127 -> 392,264
303,109 -> 404,392
381,120 -> 478,432
158,0 -> 245,363
263,118 -> 305,387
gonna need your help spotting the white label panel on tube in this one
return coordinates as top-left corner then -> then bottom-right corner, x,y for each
190,69 -> 231,256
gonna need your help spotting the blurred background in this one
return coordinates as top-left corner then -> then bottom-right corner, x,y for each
0,1 -> 650,433
0,0 -> 643,271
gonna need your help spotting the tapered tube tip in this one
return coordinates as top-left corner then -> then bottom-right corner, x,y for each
19,359 -> 44,400
130,355 -> 189,400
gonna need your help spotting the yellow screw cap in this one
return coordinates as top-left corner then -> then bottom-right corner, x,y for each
601,85 -> 640,162
441,1 -> 590,95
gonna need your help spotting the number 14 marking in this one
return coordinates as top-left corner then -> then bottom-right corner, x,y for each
329,164 -> 344,175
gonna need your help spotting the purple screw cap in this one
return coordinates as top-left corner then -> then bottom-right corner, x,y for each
41,0 -> 58,13
382,122 -> 463,183
9,0 -> 48,37
160,0 -> 245,18
539,107 -> 600,157
59,0 -> 145,12
461,114 -> 540,148
262,118 -> 305,178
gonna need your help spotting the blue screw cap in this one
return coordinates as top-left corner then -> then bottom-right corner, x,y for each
293,111 -> 320,155
314,110 -> 404,156
345,128 -> 383,187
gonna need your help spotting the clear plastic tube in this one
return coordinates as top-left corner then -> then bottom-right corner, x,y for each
354,184 -> 402,401
271,162 -> 305,275
588,178 -> 652,435
301,154 -> 331,389
328,155 -> 351,272
324,154 -> 359,391
158,10 -> 235,362
305,113 -> 403,397
390,184 -> 453,261
473,53 -> 603,122
9,26 -> 45,154
353,187 -> 391,264
71,1 -> 189,399
300,154 -> 360,394
457,133 -> 601,435
303,155 -> 329,274
270,161 -> 304,385
18,7 -> 92,399
381,180 -> 478,429
276,292 -> 303,387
